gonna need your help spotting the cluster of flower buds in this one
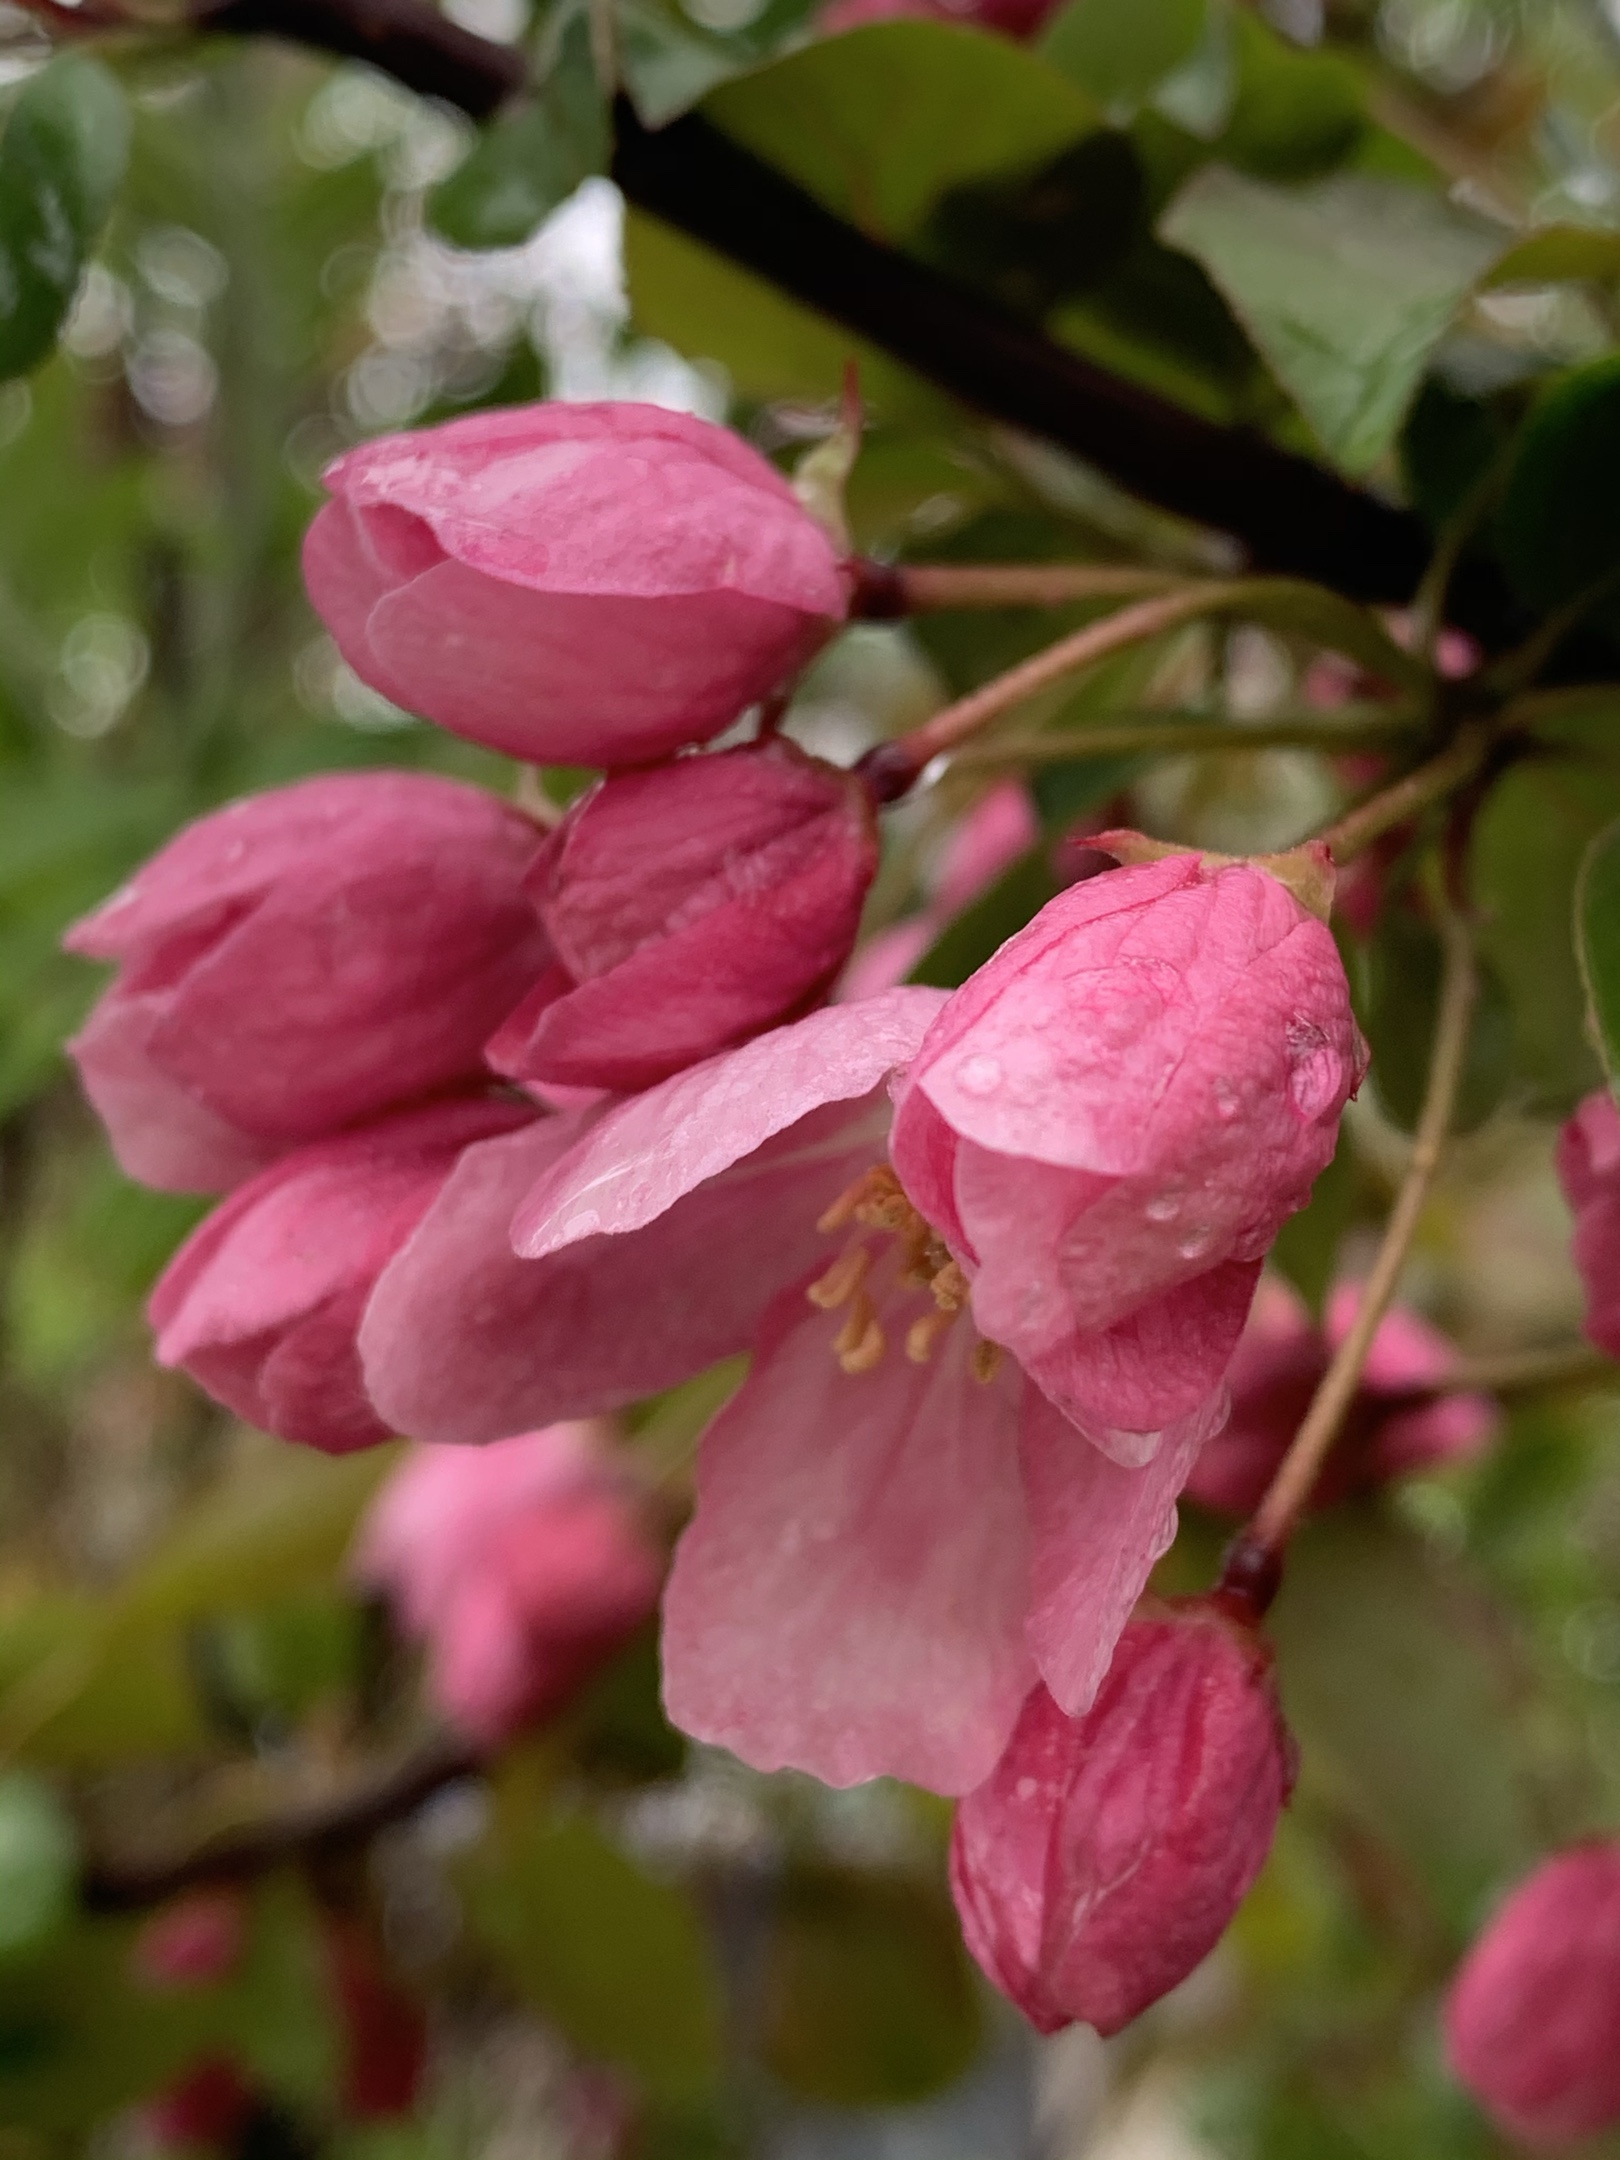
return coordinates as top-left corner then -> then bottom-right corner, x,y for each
65,395 -> 1399,2049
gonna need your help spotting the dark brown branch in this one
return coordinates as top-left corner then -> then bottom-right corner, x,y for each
194,0 -> 524,116
81,1734 -> 480,1911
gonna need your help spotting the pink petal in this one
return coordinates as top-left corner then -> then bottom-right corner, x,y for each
513,987 -> 945,1256
661,1265 -> 1036,1793
1020,1385 -> 1224,1716
66,991 -> 277,1193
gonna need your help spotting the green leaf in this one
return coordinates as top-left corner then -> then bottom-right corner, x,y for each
1039,0 -> 1205,112
1576,816 -> 1620,1099
1471,743 -> 1620,1114
1214,9 -> 1366,182
1271,1513 -> 1539,1931
0,56 -> 131,380
1482,224 -> 1620,289
618,0 -> 824,127
1160,168 -> 1503,473
429,16 -> 608,250
1363,896 -> 1512,1135
0,1776 -> 75,1958
702,20 -> 1097,244
1497,355 -> 1620,615
464,1798 -> 724,2101
762,1866 -> 982,2106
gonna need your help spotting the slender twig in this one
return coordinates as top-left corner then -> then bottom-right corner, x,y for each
853,562 -> 1185,614
1313,730 -> 1490,864
1442,1341 -> 1615,1397
81,1734 -> 481,1911
945,704 -> 1423,768
1230,908 -> 1477,1588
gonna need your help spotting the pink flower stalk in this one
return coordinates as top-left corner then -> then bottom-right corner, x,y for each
487,740 -> 879,1092
950,1600 -> 1297,2037
303,402 -> 849,766
841,779 -> 1037,1002
353,1425 -> 664,1745
1444,1842 -> 1620,2145
1185,1276 -> 1498,1516
151,1095 -> 534,1453
1558,1091 -> 1620,1357
132,1889 -> 248,1991
358,988 -> 1231,1794
64,773 -> 548,1193
890,853 -> 1366,1446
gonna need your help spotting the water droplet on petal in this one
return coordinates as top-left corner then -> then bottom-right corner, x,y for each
1178,1228 -> 1215,1260
1214,1078 -> 1239,1121
955,1053 -> 1004,1097
1145,1194 -> 1180,1223
562,1208 -> 602,1239
1287,1022 -> 1344,1121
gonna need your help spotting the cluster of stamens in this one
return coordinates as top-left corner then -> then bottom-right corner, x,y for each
809,1166 -> 1002,1383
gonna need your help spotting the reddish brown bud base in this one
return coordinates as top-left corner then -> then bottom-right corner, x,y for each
950,1599 -> 1296,2036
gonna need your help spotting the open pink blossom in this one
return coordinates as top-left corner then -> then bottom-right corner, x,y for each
65,773 -> 548,1193
1444,1842 -> 1620,2145
950,1599 -> 1297,2036
1558,1091 -> 1620,1356
361,990 -> 1223,1794
1185,1276 -> 1498,1515
303,402 -> 849,766
353,1424 -> 663,1745
152,1095 -> 533,1453
487,740 -> 878,1092
890,853 -> 1365,1448
840,779 -> 1037,1002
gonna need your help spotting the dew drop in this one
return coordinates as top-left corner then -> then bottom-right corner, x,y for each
1214,1078 -> 1239,1121
562,1208 -> 602,1239
1145,1194 -> 1180,1223
1287,1024 -> 1344,1121
955,1053 -> 1004,1097
1015,1777 -> 1037,1802
1179,1228 -> 1214,1261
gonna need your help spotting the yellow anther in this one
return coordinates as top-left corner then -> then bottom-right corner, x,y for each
932,1260 -> 970,1313
971,1339 -> 1004,1384
906,1308 -> 957,1365
834,1291 -> 887,1375
806,1243 -> 871,1311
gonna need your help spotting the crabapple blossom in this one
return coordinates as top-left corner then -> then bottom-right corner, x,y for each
487,740 -> 879,1093
889,850 -> 1365,1449
950,1599 -> 1297,2036
64,773 -> 548,1192
303,402 -> 849,766
359,990 -> 1225,1794
353,1425 -> 663,1745
1444,1842 -> 1620,2144
151,1094 -> 534,1453
1557,1090 -> 1620,1357
1185,1275 -> 1498,1515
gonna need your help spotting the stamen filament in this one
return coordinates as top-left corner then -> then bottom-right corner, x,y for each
906,1308 -> 958,1364
807,1243 -> 871,1310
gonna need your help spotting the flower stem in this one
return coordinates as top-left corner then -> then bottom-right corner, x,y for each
944,704 -> 1422,767
1312,728 -> 1489,864
1442,1341 -> 1614,1396
857,582 -> 1250,800
1226,904 -> 1478,1596
849,559 -> 1185,616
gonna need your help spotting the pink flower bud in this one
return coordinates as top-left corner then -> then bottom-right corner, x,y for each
1558,1091 -> 1620,1358
890,854 -> 1365,1450
323,1914 -> 428,2122
950,1601 -> 1296,2036
150,1096 -> 534,1453
303,402 -> 849,767
353,1425 -> 663,1745
1185,1276 -> 1497,1516
486,741 -> 878,1092
64,773 -> 549,1193
132,1889 -> 248,1990
1444,1842 -> 1620,2145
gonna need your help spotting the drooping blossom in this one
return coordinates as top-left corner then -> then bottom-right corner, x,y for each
1185,1275 -> 1498,1516
64,773 -> 548,1193
840,778 -> 1037,1002
151,1095 -> 533,1453
132,1889 -> 247,1991
303,402 -> 849,766
487,740 -> 879,1093
950,1599 -> 1297,2036
353,1424 -> 664,1745
1444,1842 -> 1620,2145
359,987 -> 1233,1794
1558,1090 -> 1620,1357
889,849 -> 1366,1445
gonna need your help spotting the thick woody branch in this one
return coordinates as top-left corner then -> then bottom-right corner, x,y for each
193,0 -> 524,115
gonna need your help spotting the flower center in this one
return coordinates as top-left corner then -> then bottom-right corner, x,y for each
808,1165 -> 1002,1382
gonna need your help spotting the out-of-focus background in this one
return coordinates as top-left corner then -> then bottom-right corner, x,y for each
8,0 -> 1620,2152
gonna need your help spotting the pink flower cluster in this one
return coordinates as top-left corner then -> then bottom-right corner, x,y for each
65,398 -> 1385,2043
